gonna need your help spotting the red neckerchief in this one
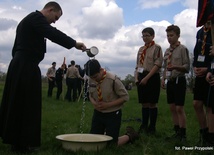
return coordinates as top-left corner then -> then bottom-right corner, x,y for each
167,41 -> 180,66
201,26 -> 210,55
96,69 -> 106,101
140,41 -> 155,64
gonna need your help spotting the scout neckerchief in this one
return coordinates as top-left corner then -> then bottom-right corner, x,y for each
96,69 -> 106,101
167,41 -> 180,66
140,41 -> 155,65
201,26 -> 210,55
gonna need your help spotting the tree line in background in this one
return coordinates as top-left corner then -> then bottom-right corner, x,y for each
0,53 -> 194,91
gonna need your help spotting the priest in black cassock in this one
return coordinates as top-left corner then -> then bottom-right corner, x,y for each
0,1 -> 86,153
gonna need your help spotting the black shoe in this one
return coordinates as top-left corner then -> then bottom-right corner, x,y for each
138,124 -> 148,134
196,134 -> 204,146
165,132 -> 180,141
147,126 -> 156,135
203,133 -> 214,146
126,126 -> 140,143
203,140 -> 214,146
166,133 -> 187,144
180,136 -> 187,143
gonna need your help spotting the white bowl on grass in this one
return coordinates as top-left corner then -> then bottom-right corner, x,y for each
56,133 -> 113,152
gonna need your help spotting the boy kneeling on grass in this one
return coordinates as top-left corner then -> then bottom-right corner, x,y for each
85,59 -> 139,146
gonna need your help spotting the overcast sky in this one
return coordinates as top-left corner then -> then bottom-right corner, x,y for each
0,0 -> 199,79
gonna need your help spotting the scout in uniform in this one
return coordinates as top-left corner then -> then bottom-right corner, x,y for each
135,27 -> 163,134
192,21 -> 213,145
161,25 -> 190,142
85,59 -> 139,146
46,62 -> 56,97
66,60 -> 83,102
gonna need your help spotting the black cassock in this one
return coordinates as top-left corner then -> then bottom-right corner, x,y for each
0,10 -> 76,147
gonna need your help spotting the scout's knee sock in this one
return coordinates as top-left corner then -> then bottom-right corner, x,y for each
141,107 -> 149,129
149,108 -> 157,131
180,128 -> 186,141
200,127 -> 208,142
205,132 -> 214,145
174,125 -> 180,133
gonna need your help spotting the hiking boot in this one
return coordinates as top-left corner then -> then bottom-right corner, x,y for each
126,126 -> 139,143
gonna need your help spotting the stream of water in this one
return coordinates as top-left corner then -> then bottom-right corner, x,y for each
79,71 -> 90,133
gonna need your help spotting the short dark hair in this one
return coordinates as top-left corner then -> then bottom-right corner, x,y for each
142,27 -> 155,36
52,62 -> 56,65
70,60 -> 75,65
44,1 -> 62,14
166,24 -> 180,36
85,59 -> 101,76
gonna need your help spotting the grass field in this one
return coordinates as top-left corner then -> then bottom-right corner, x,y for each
0,81 -> 213,155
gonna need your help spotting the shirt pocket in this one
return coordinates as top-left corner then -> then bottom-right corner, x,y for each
89,83 -> 97,93
173,54 -> 182,65
147,55 -> 154,66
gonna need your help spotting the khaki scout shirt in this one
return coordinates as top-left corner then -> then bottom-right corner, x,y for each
163,44 -> 190,78
88,72 -> 129,113
66,65 -> 81,78
135,43 -> 163,81
46,67 -> 56,78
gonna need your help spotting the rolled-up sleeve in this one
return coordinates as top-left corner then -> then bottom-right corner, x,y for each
114,78 -> 129,102
182,48 -> 190,73
154,46 -> 163,68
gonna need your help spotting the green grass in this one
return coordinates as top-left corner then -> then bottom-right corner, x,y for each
0,81 -> 213,155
